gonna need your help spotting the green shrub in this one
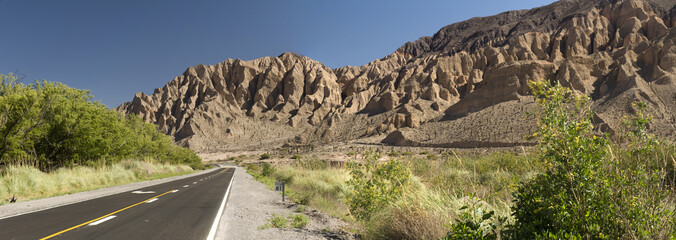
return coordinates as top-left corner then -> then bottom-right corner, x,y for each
259,213 -> 288,229
346,149 -> 411,220
295,205 -> 307,213
259,153 -> 271,160
443,195 -> 503,240
261,162 -> 275,177
246,163 -> 261,173
290,213 -> 310,228
510,81 -> 675,239
388,151 -> 400,157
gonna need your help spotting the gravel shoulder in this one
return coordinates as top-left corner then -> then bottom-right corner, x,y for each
0,167 -> 220,219
216,166 -> 356,240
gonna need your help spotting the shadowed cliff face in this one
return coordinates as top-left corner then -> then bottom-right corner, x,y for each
118,0 -> 676,152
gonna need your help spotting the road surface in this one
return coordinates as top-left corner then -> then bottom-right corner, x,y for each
0,167 -> 235,240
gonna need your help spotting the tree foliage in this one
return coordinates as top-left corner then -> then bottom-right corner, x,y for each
0,73 -> 202,171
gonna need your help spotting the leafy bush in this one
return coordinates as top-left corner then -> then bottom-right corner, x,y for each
261,162 -> 275,177
346,149 -> 411,220
0,74 -> 202,170
510,81 -> 675,239
443,195 -> 503,240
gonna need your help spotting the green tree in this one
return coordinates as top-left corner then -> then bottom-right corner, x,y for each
0,73 -> 203,170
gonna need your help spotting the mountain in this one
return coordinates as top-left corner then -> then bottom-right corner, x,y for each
117,0 -> 676,152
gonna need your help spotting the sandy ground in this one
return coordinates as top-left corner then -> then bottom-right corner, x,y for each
216,166 -> 356,240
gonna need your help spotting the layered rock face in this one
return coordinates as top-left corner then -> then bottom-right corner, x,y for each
118,0 -> 676,152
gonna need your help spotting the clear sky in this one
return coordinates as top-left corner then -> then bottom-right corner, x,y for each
0,0 -> 556,108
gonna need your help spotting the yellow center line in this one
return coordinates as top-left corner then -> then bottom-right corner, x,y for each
40,190 -> 177,240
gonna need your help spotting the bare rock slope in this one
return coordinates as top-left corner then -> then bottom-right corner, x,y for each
118,0 -> 676,152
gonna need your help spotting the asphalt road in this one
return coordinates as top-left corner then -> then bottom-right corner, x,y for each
0,167 -> 235,240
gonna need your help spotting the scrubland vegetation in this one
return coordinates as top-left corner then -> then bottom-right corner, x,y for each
246,80 -> 676,239
0,73 -> 202,203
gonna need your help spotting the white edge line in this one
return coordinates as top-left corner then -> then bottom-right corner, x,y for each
88,215 -> 116,226
205,168 -> 234,240
145,198 -> 159,203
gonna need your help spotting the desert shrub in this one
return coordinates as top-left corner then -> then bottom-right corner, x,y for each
261,162 -> 275,177
346,149 -> 411,220
259,213 -> 288,229
245,163 -> 261,173
294,204 -> 307,213
388,151 -> 400,157
510,81 -> 675,239
259,153 -> 271,160
291,154 -> 302,160
290,213 -> 310,228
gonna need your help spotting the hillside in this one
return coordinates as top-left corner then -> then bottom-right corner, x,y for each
117,0 -> 676,152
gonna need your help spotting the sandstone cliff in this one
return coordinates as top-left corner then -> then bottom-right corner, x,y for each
118,0 -> 676,152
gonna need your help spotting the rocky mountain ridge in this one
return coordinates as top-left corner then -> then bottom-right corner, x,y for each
118,0 -> 676,152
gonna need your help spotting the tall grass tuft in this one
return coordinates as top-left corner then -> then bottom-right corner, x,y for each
365,178 -> 455,240
246,163 -> 351,220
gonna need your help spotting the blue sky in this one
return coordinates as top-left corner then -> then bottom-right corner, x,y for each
0,0 -> 556,107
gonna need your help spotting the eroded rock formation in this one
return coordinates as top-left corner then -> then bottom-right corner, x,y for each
118,0 -> 676,151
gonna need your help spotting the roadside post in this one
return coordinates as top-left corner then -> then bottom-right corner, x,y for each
275,181 -> 285,202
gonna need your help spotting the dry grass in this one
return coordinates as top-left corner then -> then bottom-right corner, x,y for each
0,160 -> 193,204
245,151 -> 542,239
247,162 -> 352,220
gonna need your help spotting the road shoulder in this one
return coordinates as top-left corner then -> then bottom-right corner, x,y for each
216,166 -> 356,240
